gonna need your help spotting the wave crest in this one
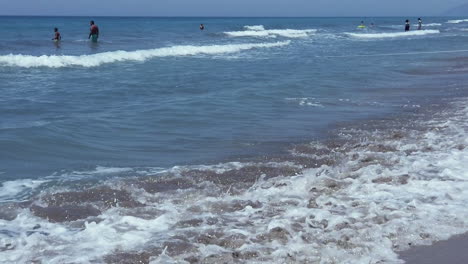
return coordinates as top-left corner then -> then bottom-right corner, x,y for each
346,30 -> 440,39
447,19 -> 468,24
225,25 -> 316,38
0,41 -> 291,68
244,25 -> 265,31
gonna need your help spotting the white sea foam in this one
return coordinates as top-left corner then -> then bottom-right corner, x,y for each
346,29 -> 440,39
447,19 -> 468,24
1,100 -> 468,263
244,25 -> 265,31
422,23 -> 442,27
0,41 -> 290,68
0,179 -> 47,202
385,23 -> 442,29
225,26 -> 316,38
285,97 -> 324,107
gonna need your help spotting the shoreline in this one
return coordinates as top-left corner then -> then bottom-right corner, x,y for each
399,233 -> 468,264
1,95 -> 467,263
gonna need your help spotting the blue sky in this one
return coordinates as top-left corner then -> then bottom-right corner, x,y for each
0,0 -> 466,16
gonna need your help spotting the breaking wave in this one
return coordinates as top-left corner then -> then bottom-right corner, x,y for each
446,19 -> 468,24
422,23 -> 442,27
384,23 -> 441,29
225,25 -> 316,38
244,25 -> 266,31
0,41 -> 291,68
346,30 -> 440,39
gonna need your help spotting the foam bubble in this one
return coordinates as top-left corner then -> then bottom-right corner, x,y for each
346,29 -> 440,39
0,41 -> 291,68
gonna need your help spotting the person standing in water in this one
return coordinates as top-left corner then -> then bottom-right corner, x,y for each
405,19 -> 410,32
52,27 -> 61,41
199,24 -> 205,30
418,18 -> 422,30
88,20 -> 99,42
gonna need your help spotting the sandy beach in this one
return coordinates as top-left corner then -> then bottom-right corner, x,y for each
400,233 -> 468,264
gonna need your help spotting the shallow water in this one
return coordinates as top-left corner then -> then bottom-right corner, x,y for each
1,16 -> 468,263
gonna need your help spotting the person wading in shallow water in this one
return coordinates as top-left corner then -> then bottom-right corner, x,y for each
88,20 -> 99,42
199,24 -> 205,30
405,19 -> 410,32
52,27 -> 61,41
418,18 -> 423,30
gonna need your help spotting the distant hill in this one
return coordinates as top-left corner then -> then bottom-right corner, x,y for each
444,2 -> 468,16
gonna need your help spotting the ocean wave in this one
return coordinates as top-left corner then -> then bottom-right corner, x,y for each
447,19 -> 468,24
384,23 -> 442,29
225,25 -> 316,38
244,25 -> 266,31
0,41 -> 291,68
346,29 -> 440,39
0,121 -> 50,130
423,23 -> 443,27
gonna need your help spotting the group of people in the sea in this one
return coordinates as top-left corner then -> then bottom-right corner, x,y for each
52,21 -> 205,42
405,18 -> 424,31
358,18 -> 424,31
52,20 -> 99,42
52,17 -> 428,43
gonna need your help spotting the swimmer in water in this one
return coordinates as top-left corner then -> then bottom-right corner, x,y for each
359,21 -> 366,28
418,18 -> 422,30
88,20 -> 99,42
52,27 -> 61,41
405,19 -> 410,32
200,24 -> 205,30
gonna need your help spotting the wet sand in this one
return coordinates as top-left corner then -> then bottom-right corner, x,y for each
399,233 -> 468,264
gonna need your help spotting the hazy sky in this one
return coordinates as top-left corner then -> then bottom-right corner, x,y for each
0,0 -> 466,16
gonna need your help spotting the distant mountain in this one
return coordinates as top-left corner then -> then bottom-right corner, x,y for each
444,2 -> 468,16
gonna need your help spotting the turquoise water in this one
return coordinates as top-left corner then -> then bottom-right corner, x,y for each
1,16 -> 468,263
2,17 -> 467,181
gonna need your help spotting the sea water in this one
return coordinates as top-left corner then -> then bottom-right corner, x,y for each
0,17 -> 468,263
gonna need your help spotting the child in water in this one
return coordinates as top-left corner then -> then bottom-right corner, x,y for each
405,20 -> 410,32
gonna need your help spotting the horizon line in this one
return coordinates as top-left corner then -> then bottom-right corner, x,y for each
0,15 -> 460,18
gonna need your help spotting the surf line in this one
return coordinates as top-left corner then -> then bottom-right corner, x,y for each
320,49 -> 468,58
